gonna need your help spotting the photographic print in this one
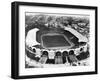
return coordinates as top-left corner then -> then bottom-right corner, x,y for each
11,2 -> 97,79
25,13 -> 90,68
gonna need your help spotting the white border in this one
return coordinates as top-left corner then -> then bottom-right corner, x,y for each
19,5 -> 95,76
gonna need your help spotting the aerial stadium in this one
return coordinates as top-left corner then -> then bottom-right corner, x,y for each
25,14 -> 90,68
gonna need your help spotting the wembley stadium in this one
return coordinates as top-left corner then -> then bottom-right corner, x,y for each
25,25 -> 89,68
